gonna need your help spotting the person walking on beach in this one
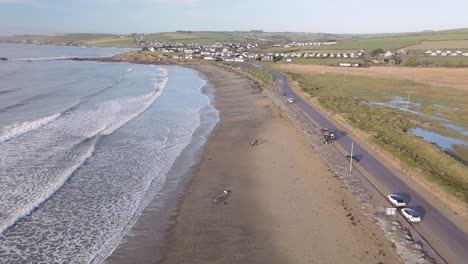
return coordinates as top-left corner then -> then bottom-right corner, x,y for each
249,139 -> 258,147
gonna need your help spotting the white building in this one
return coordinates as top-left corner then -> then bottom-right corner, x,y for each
383,51 -> 394,58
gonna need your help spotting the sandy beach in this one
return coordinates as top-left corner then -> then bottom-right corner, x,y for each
107,64 -> 401,264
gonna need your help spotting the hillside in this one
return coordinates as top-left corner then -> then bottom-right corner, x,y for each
0,31 -> 348,47
2,29 -> 466,48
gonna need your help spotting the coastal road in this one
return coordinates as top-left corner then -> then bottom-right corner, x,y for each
251,62 -> 468,264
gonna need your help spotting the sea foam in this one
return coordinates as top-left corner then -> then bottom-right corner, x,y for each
0,67 -> 168,236
0,113 -> 61,143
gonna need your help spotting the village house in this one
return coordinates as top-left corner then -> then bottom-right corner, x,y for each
383,51 -> 394,58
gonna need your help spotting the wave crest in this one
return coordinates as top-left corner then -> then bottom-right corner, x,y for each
0,113 -> 61,143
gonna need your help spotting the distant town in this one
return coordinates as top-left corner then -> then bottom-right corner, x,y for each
134,35 -> 468,67
140,40 -> 367,65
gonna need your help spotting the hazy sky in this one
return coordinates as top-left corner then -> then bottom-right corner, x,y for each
1,0 -> 467,35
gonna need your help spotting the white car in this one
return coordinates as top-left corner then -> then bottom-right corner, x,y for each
401,208 -> 421,223
387,194 -> 406,207
288,98 -> 295,103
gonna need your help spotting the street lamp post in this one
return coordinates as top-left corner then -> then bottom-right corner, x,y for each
349,142 -> 354,173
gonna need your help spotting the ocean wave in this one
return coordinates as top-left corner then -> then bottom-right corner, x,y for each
0,66 -> 169,236
0,139 -> 96,235
0,65 -> 222,263
0,113 -> 61,143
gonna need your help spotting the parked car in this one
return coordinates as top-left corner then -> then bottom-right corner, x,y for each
401,208 -> 421,222
280,92 -> 286,96
387,194 -> 407,207
288,98 -> 294,103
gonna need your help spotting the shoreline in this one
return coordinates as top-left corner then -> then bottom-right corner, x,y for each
103,70 -> 219,263
106,64 -> 401,263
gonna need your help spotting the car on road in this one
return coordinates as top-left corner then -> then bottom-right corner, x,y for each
387,194 -> 407,207
288,98 -> 294,103
401,208 -> 421,222
280,92 -> 286,96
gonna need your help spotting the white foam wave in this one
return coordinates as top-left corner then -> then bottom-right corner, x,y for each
0,113 -> 61,143
0,141 -> 96,235
94,68 -> 168,136
0,66 -> 169,236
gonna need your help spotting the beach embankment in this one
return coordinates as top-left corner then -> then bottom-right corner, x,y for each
107,64 -> 401,263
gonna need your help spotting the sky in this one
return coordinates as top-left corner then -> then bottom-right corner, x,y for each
0,0 -> 467,35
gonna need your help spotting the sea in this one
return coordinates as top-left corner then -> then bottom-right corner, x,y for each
0,43 -> 219,263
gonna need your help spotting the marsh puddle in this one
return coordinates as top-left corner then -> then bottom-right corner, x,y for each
366,97 -> 468,137
442,123 -> 468,137
434,104 -> 460,111
409,128 -> 468,151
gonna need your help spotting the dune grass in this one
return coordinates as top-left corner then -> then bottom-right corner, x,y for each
240,67 -> 275,89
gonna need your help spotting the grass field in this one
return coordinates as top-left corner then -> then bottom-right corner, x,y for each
408,55 -> 468,66
238,66 -> 276,89
0,32 -> 330,46
407,40 -> 468,50
142,32 -> 247,45
0,33 -> 137,47
257,31 -> 468,53
2,29 -> 468,49
81,37 -> 135,47
269,63 -> 468,202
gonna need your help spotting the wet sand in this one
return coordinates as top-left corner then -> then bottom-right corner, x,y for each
107,64 -> 401,264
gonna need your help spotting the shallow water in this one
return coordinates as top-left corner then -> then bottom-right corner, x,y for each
0,43 -> 136,59
0,44 -> 218,263
366,97 -> 467,137
409,128 -> 468,151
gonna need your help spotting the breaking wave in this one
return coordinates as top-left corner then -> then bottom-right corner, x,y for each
0,67 -> 168,236
0,140 -> 96,235
0,113 -> 61,143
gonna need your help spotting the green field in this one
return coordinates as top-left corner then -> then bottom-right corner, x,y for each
256,30 -> 468,52
0,31 -> 332,46
142,32 -> 246,45
2,29 -> 468,49
0,33 -> 137,47
407,40 -> 468,50
239,66 -> 276,89
403,55 -> 468,66
269,65 -> 468,202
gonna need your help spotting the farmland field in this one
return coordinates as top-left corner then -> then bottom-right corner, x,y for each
410,55 -> 468,66
259,31 -> 468,52
269,63 -> 468,202
407,40 -> 468,50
